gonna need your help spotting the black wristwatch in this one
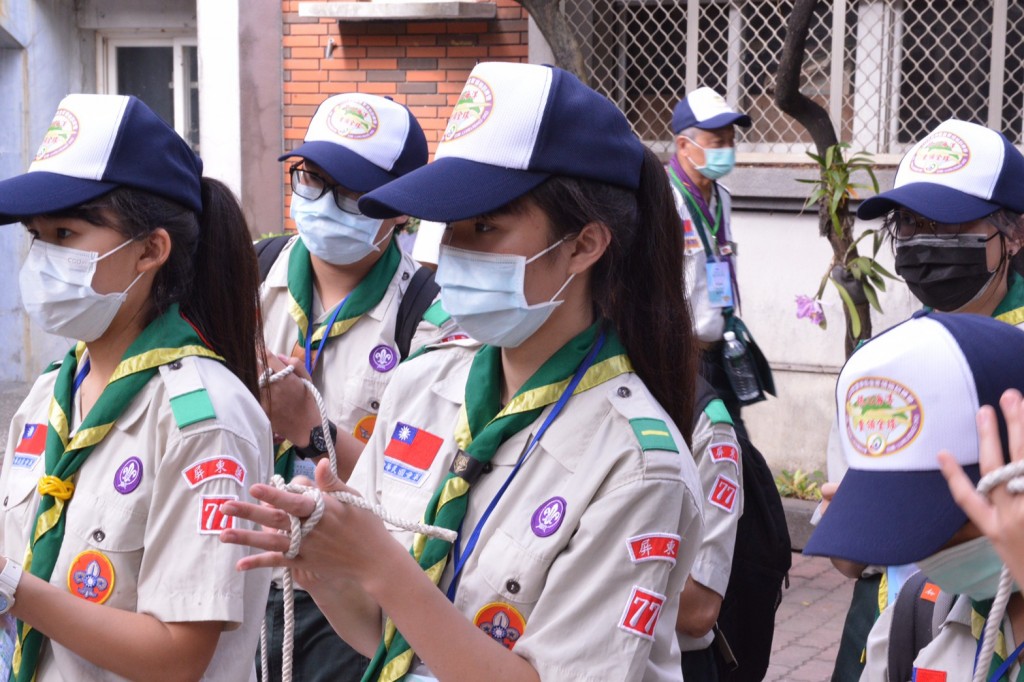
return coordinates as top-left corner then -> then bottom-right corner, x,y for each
295,421 -> 338,459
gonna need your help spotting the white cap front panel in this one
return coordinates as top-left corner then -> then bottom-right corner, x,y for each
304,94 -> 411,172
686,87 -> 736,122
28,94 -> 130,181
894,119 -> 1005,200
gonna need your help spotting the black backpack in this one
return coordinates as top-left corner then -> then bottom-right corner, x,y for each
254,235 -> 440,359
694,378 -> 792,681
885,570 -> 955,682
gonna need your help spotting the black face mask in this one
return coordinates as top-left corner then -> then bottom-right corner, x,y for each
894,234 -> 1001,311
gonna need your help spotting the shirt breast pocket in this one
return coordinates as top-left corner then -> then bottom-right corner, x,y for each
476,527 -> 550,607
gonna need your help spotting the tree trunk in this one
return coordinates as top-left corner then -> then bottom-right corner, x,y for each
775,0 -> 870,356
516,0 -> 589,84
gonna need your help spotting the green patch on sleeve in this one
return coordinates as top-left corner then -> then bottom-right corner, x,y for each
169,389 -> 217,428
629,417 -> 679,453
703,398 -> 735,426
422,300 -> 451,327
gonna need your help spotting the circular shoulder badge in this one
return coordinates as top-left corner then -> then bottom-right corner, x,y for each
474,602 -> 526,650
909,131 -> 970,174
353,415 -> 377,444
442,77 -> 494,143
326,101 -> 379,140
844,377 -> 923,457
35,109 -> 81,161
369,344 -> 398,373
531,496 -> 567,537
113,456 -> 143,495
68,550 -> 115,604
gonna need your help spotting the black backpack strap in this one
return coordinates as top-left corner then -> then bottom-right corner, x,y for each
254,235 -> 292,284
887,570 -> 951,682
692,375 -> 719,430
395,266 -> 440,359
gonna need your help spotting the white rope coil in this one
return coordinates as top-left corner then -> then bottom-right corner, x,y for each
256,364 -> 455,682
972,461 -> 1024,682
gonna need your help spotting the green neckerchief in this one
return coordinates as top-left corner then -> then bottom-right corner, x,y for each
667,165 -> 724,242
970,598 -> 1024,682
12,304 -> 222,682
287,237 -> 401,351
364,323 -> 633,682
994,271 -> 1024,327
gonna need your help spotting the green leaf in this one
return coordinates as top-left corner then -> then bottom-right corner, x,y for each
863,280 -> 883,313
806,151 -> 824,165
825,144 -> 836,170
871,260 -> 897,279
867,269 -> 886,290
815,270 -> 830,299
831,277 -> 863,338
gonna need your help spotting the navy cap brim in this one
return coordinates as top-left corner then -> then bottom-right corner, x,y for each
857,183 -> 1000,223
280,141 -> 397,194
0,172 -> 119,224
359,157 -> 550,221
803,465 -> 977,566
695,112 -> 752,130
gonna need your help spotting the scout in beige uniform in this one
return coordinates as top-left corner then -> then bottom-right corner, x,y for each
0,94 -> 271,681
222,61 -> 706,682
677,382 -> 743,679
804,313 -> 1024,682
259,93 -> 456,682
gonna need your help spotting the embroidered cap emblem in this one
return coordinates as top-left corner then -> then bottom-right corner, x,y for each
113,456 -> 143,495
68,550 -> 115,604
909,131 -> 970,175
531,496 -> 567,537
845,376 -> 923,457
35,109 -> 80,161
369,344 -> 397,373
442,76 -> 494,142
326,100 -> 379,140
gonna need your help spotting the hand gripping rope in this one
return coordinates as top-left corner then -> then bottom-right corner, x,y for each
258,364 -> 457,682
971,461 -> 1024,682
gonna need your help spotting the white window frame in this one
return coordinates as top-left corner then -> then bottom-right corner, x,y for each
96,33 -> 198,145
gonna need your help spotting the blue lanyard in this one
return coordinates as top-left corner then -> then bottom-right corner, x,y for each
445,333 -> 607,602
304,296 -> 348,375
975,627 -> 1024,681
71,358 -> 90,402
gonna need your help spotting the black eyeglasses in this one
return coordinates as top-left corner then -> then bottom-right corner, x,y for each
890,210 -> 965,239
289,165 -> 361,214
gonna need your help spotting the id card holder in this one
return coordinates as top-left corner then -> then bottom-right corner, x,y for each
706,261 -> 734,308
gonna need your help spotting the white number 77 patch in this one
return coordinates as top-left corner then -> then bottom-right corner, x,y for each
618,585 -> 666,641
198,495 -> 238,534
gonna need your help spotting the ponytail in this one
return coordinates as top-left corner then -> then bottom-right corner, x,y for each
523,147 -> 697,443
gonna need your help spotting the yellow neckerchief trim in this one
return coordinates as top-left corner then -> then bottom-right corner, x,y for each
972,605 -> 1009,660
878,570 -> 888,614
454,354 -> 633,451
995,306 -> 1024,328
287,295 -> 363,346
109,345 -> 222,383
379,651 -> 415,682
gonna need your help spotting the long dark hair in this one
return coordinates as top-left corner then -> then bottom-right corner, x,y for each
525,147 -> 697,443
48,180 -> 264,398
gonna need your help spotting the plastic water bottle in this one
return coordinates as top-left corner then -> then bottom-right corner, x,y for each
722,331 -> 761,403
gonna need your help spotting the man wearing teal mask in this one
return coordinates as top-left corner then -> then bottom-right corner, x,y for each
668,87 -> 754,440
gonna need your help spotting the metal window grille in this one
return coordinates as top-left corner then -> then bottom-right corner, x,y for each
564,0 -> 1024,162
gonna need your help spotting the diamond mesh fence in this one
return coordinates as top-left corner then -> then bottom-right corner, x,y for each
561,0 -> 1024,160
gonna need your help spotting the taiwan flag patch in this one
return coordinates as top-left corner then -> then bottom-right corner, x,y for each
13,423 -> 47,469
383,422 -> 443,487
912,669 -> 946,682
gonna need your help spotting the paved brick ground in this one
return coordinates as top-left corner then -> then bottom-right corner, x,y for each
766,552 -> 853,682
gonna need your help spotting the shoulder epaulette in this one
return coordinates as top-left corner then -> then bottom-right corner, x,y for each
159,357 -> 217,429
703,398 -> 735,426
628,417 -> 679,454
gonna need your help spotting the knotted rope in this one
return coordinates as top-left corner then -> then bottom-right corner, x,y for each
257,364 -> 455,682
971,461 -> 1024,682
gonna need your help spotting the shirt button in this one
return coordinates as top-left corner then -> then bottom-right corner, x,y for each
92,530 -> 106,543
617,386 -> 631,398
482,463 -> 493,474
402,272 -> 411,281
505,579 -> 520,594
169,360 -> 183,370
2,497 -> 7,507
370,400 -> 380,410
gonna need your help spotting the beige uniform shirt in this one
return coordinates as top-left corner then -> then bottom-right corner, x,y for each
260,236 -> 455,448
678,410 -> 743,651
0,356 -> 272,681
861,594 -> 1020,682
349,345 -> 705,681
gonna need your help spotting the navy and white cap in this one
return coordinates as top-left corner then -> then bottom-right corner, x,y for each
857,119 -> 1024,223
0,94 -> 202,223
280,93 -> 427,194
804,312 -> 1024,566
671,87 -> 752,134
359,62 -> 645,222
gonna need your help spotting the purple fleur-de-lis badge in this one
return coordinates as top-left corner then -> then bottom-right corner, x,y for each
531,496 -> 567,537
113,457 -> 143,495
369,344 -> 398,373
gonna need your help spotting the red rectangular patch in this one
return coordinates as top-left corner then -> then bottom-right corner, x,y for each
15,423 -> 47,455
920,582 -> 940,603
618,586 -> 666,641
683,219 -> 701,251
626,533 -> 681,566
708,442 -> 739,466
708,474 -> 739,513
912,669 -> 946,682
384,423 -> 443,470
198,495 -> 237,535
182,456 -> 247,489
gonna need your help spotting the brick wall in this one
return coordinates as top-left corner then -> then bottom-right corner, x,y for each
279,0 -> 530,226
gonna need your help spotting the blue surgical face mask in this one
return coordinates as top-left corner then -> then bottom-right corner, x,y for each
435,240 -> 574,348
914,536 -> 1012,600
686,138 -> 736,180
291,193 -> 387,265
